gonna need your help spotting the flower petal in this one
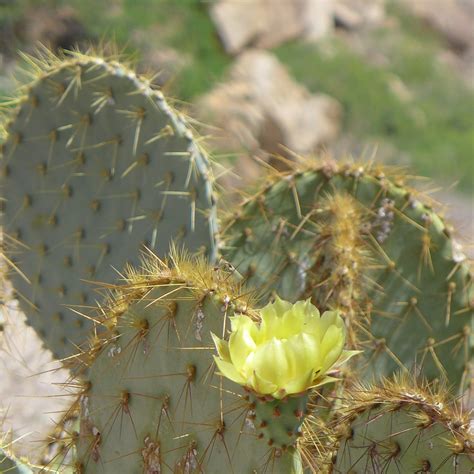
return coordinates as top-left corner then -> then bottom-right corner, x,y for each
259,296 -> 293,340
299,298 -> 318,320
278,304 -> 304,338
301,315 -> 322,339
213,356 -> 246,385
212,297 -> 350,399
230,314 -> 254,333
294,332 -> 321,366
319,310 -> 344,339
249,370 -> 278,395
259,307 -> 278,341
334,349 -> 361,367
229,328 -> 256,371
282,368 -> 314,395
319,325 -> 345,373
211,332 -> 230,362
252,338 -> 290,387
271,296 -> 293,315
310,375 -> 339,389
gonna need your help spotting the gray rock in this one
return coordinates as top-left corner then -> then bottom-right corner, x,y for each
195,49 -> 342,163
210,0 -> 331,53
334,0 -> 385,30
297,0 -> 335,43
210,0 -> 387,53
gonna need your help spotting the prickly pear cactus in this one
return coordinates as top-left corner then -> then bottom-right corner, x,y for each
0,50 -> 218,360
72,251 -> 304,473
331,375 -> 474,473
222,160 -> 473,388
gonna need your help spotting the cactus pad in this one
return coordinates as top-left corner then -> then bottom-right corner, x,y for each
71,251 -> 303,473
0,50 -> 218,360
332,376 -> 474,473
250,392 -> 309,449
222,160 -> 473,388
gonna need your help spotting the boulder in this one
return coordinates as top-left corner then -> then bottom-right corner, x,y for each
210,0 -> 388,53
334,0 -> 385,30
195,49 -> 342,165
209,0 -> 333,54
195,80 -> 265,154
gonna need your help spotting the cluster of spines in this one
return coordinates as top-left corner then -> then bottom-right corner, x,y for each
301,192 -> 368,350
39,406 -> 80,472
329,373 -> 473,473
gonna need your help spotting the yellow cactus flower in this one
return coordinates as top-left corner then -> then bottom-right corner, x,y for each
212,297 -> 356,399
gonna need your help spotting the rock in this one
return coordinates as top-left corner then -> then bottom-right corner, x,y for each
461,46 -> 474,88
138,46 -> 190,87
302,0 -> 335,41
400,0 -> 474,52
433,190 -> 474,259
210,0 -> 340,53
253,1 -> 304,50
196,81 -> 265,154
437,47 -> 474,90
209,1 -> 264,55
210,0 -> 304,54
210,0 -> 388,53
334,0 -> 386,30
195,49 -> 342,166
227,50 -> 342,154
192,80 -> 265,188
16,6 -> 88,51
334,2 -> 364,30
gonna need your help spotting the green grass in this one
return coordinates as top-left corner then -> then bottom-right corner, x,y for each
273,32 -> 474,192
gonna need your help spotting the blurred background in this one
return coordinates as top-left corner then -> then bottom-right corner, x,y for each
0,0 -> 472,459
1,0 -> 473,196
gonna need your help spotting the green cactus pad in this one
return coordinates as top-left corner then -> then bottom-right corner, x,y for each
250,392 -> 308,449
72,252 -> 303,473
332,376 -> 474,473
0,50 -> 218,360
221,160 -> 473,388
